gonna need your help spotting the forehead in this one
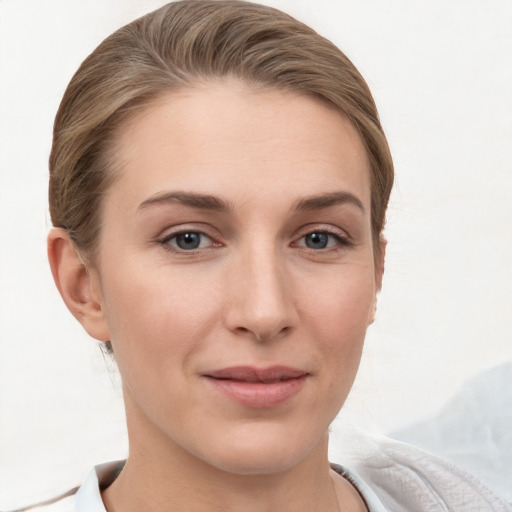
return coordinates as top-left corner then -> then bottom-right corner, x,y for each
108,81 -> 371,210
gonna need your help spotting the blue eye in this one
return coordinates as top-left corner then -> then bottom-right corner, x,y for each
301,231 -> 347,250
164,231 -> 213,251
175,232 -> 202,250
305,232 -> 329,249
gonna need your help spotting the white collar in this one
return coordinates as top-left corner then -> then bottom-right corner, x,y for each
73,459 -> 386,512
74,460 -> 124,512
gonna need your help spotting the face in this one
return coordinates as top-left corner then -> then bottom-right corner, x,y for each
89,81 -> 380,475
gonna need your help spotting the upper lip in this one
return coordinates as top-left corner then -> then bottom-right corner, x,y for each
205,366 -> 308,383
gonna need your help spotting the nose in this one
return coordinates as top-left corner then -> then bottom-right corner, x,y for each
223,244 -> 298,342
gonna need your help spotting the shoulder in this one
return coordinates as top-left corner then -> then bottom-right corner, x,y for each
341,434 -> 512,512
14,449 -> 511,512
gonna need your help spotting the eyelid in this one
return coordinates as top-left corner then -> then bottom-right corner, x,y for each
156,224 -> 223,253
291,224 -> 353,249
156,222 -> 219,240
162,231 -> 213,247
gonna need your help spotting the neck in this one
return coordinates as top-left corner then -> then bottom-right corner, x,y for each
102,401 -> 341,512
103,442 -> 339,512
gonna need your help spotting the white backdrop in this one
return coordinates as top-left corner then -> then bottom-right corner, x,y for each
1,0 -> 511,507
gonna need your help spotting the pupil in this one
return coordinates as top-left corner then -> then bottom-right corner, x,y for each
306,232 -> 328,249
177,233 -> 201,250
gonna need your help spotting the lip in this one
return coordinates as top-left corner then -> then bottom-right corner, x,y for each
203,366 -> 309,408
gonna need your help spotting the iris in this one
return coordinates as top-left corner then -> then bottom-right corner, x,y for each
175,232 -> 202,250
305,232 -> 329,249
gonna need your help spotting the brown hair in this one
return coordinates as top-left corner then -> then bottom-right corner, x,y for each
49,0 -> 393,260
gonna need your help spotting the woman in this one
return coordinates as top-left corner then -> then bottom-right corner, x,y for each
10,1 -> 511,511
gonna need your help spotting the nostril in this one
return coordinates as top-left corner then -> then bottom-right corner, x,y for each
223,276 -> 298,341
254,324 -> 291,342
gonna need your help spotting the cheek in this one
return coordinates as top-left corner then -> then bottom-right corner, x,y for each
301,266 -> 375,336
298,268 -> 375,377
99,261 -> 219,376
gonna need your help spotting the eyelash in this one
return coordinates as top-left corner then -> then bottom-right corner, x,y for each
294,228 -> 353,252
157,226 -> 353,254
158,230 -> 219,254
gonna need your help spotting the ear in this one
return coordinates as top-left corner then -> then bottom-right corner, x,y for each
369,237 -> 387,325
47,228 -> 110,342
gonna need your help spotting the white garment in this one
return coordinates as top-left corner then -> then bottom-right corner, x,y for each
21,436 -> 512,512
342,434 -> 512,511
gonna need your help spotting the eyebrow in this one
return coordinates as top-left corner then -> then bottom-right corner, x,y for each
138,191 -> 232,212
137,190 -> 365,214
292,191 -> 365,214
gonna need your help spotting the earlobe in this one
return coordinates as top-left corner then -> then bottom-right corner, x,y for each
47,228 -> 110,342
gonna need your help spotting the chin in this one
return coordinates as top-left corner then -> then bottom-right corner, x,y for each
192,422 -> 328,476
206,448 -> 308,476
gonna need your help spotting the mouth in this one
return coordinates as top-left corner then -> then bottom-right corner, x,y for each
203,366 -> 309,408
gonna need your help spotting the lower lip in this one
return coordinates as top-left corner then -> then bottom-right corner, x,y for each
205,375 -> 308,408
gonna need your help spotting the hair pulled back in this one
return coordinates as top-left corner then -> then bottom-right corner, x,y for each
49,0 -> 393,260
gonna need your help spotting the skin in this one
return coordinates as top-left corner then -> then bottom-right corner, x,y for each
48,81 -> 383,512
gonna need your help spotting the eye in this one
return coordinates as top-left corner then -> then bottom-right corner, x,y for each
296,230 -> 350,250
162,231 -> 214,251
304,232 -> 330,249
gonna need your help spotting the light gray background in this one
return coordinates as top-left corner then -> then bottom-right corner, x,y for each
1,0 -> 511,507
